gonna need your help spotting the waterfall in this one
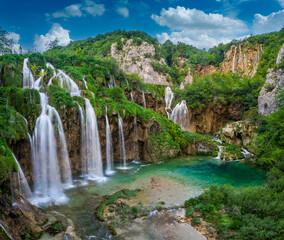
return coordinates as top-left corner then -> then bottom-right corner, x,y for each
232,46 -> 237,73
83,77 -> 88,89
117,114 -> 128,169
83,99 -> 105,180
22,58 -> 35,88
77,103 -> 87,176
33,69 -> 45,90
31,93 -> 71,205
11,153 -> 32,199
214,146 -> 223,160
125,78 -> 129,86
109,75 -> 115,88
165,87 -> 174,118
130,91 -> 134,101
105,106 -> 114,175
170,100 -> 190,131
133,115 -> 138,160
0,221 -> 13,240
142,91 -> 147,108
46,65 -> 80,96
241,148 -> 253,158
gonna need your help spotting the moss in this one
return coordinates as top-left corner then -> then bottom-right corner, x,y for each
95,189 -> 138,221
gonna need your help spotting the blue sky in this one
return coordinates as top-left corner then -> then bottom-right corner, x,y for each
1,0 -> 284,51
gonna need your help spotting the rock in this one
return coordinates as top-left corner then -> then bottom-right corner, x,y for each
258,69 -> 284,116
111,39 -> 170,85
220,43 -> 262,77
219,121 -> 257,150
195,65 -> 216,78
276,43 -> 284,66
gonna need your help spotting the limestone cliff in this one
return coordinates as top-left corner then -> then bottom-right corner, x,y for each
219,121 -> 257,151
111,39 -> 170,86
195,43 -> 263,78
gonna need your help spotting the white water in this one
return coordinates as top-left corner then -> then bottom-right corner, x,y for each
33,69 -> 45,90
83,77 -> 88,89
142,91 -> 147,108
105,106 -> 115,175
0,221 -> 13,240
11,153 -> 32,199
77,103 -> 87,176
31,93 -> 71,205
83,99 -> 105,180
232,46 -> 237,73
117,114 -> 129,169
170,100 -> 190,131
214,146 -> 223,160
47,63 -> 80,96
109,75 -> 115,88
241,148 -> 253,158
22,58 -> 35,88
130,91 -> 134,101
165,87 -> 174,118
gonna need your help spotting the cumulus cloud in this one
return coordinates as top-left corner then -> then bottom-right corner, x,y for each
50,1 -> 105,19
116,7 -> 129,18
34,23 -> 71,53
278,0 -> 284,7
4,32 -> 23,54
253,10 -> 284,34
151,6 -> 248,49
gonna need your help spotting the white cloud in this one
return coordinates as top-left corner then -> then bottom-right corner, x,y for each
116,7 -> 129,18
34,23 -> 71,53
253,10 -> 284,34
278,0 -> 284,7
50,1 -> 105,19
151,6 -> 248,49
83,0 -> 105,16
4,32 -> 23,54
53,4 -> 82,18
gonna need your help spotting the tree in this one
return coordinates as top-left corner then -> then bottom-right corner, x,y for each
0,27 -> 13,55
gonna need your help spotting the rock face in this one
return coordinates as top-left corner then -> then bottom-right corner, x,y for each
258,69 -> 284,116
219,121 -> 257,150
276,43 -> 284,65
195,65 -> 217,78
111,39 -> 169,85
195,43 -> 262,78
188,101 -> 242,134
220,44 -> 262,77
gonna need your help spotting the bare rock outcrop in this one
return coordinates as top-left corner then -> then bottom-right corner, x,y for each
220,43 -> 263,77
258,69 -> 284,116
276,43 -> 284,65
111,39 -> 170,85
219,121 -> 257,150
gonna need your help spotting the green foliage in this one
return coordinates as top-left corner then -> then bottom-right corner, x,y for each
48,85 -> 76,109
156,204 -> 163,211
191,218 -> 201,225
185,207 -> 194,217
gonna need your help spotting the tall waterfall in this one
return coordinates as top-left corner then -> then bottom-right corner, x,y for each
232,46 -> 237,73
83,99 -> 105,180
142,92 -> 147,108
31,93 -> 71,205
170,100 -> 190,131
117,114 -> 128,169
105,106 -> 114,175
77,103 -> 87,176
165,87 -> 174,118
11,153 -> 32,199
33,69 -> 45,90
23,58 -> 35,88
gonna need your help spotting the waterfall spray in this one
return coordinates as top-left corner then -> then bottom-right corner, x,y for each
105,106 -> 115,175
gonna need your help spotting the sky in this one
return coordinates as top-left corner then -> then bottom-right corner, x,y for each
0,0 -> 284,52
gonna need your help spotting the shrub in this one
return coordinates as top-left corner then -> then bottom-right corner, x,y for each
191,218 -> 201,225
185,207 -> 194,217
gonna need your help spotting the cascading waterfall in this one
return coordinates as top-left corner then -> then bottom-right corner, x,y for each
83,77 -> 88,89
22,58 -> 35,88
83,99 -> 105,180
105,106 -> 115,175
170,100 -> 190,130
108,75 -> 115,88
232,46 -> 237,73
117,114 -> 128,169
165,87 -> 174,118
214,146 -> 223,160
130,92 -> 139,159
31,93 -> 71,205
130,91 -> 134,102
142,91 -> 147,108
11,153 -> 32,199
33,69 -> 45,90
77,103 -> 87,176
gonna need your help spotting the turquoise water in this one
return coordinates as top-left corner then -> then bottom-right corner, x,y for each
45,156 -> 266,239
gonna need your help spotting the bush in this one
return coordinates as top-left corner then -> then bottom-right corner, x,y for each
191,218 -> 201,225
185,207 -> 194,217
